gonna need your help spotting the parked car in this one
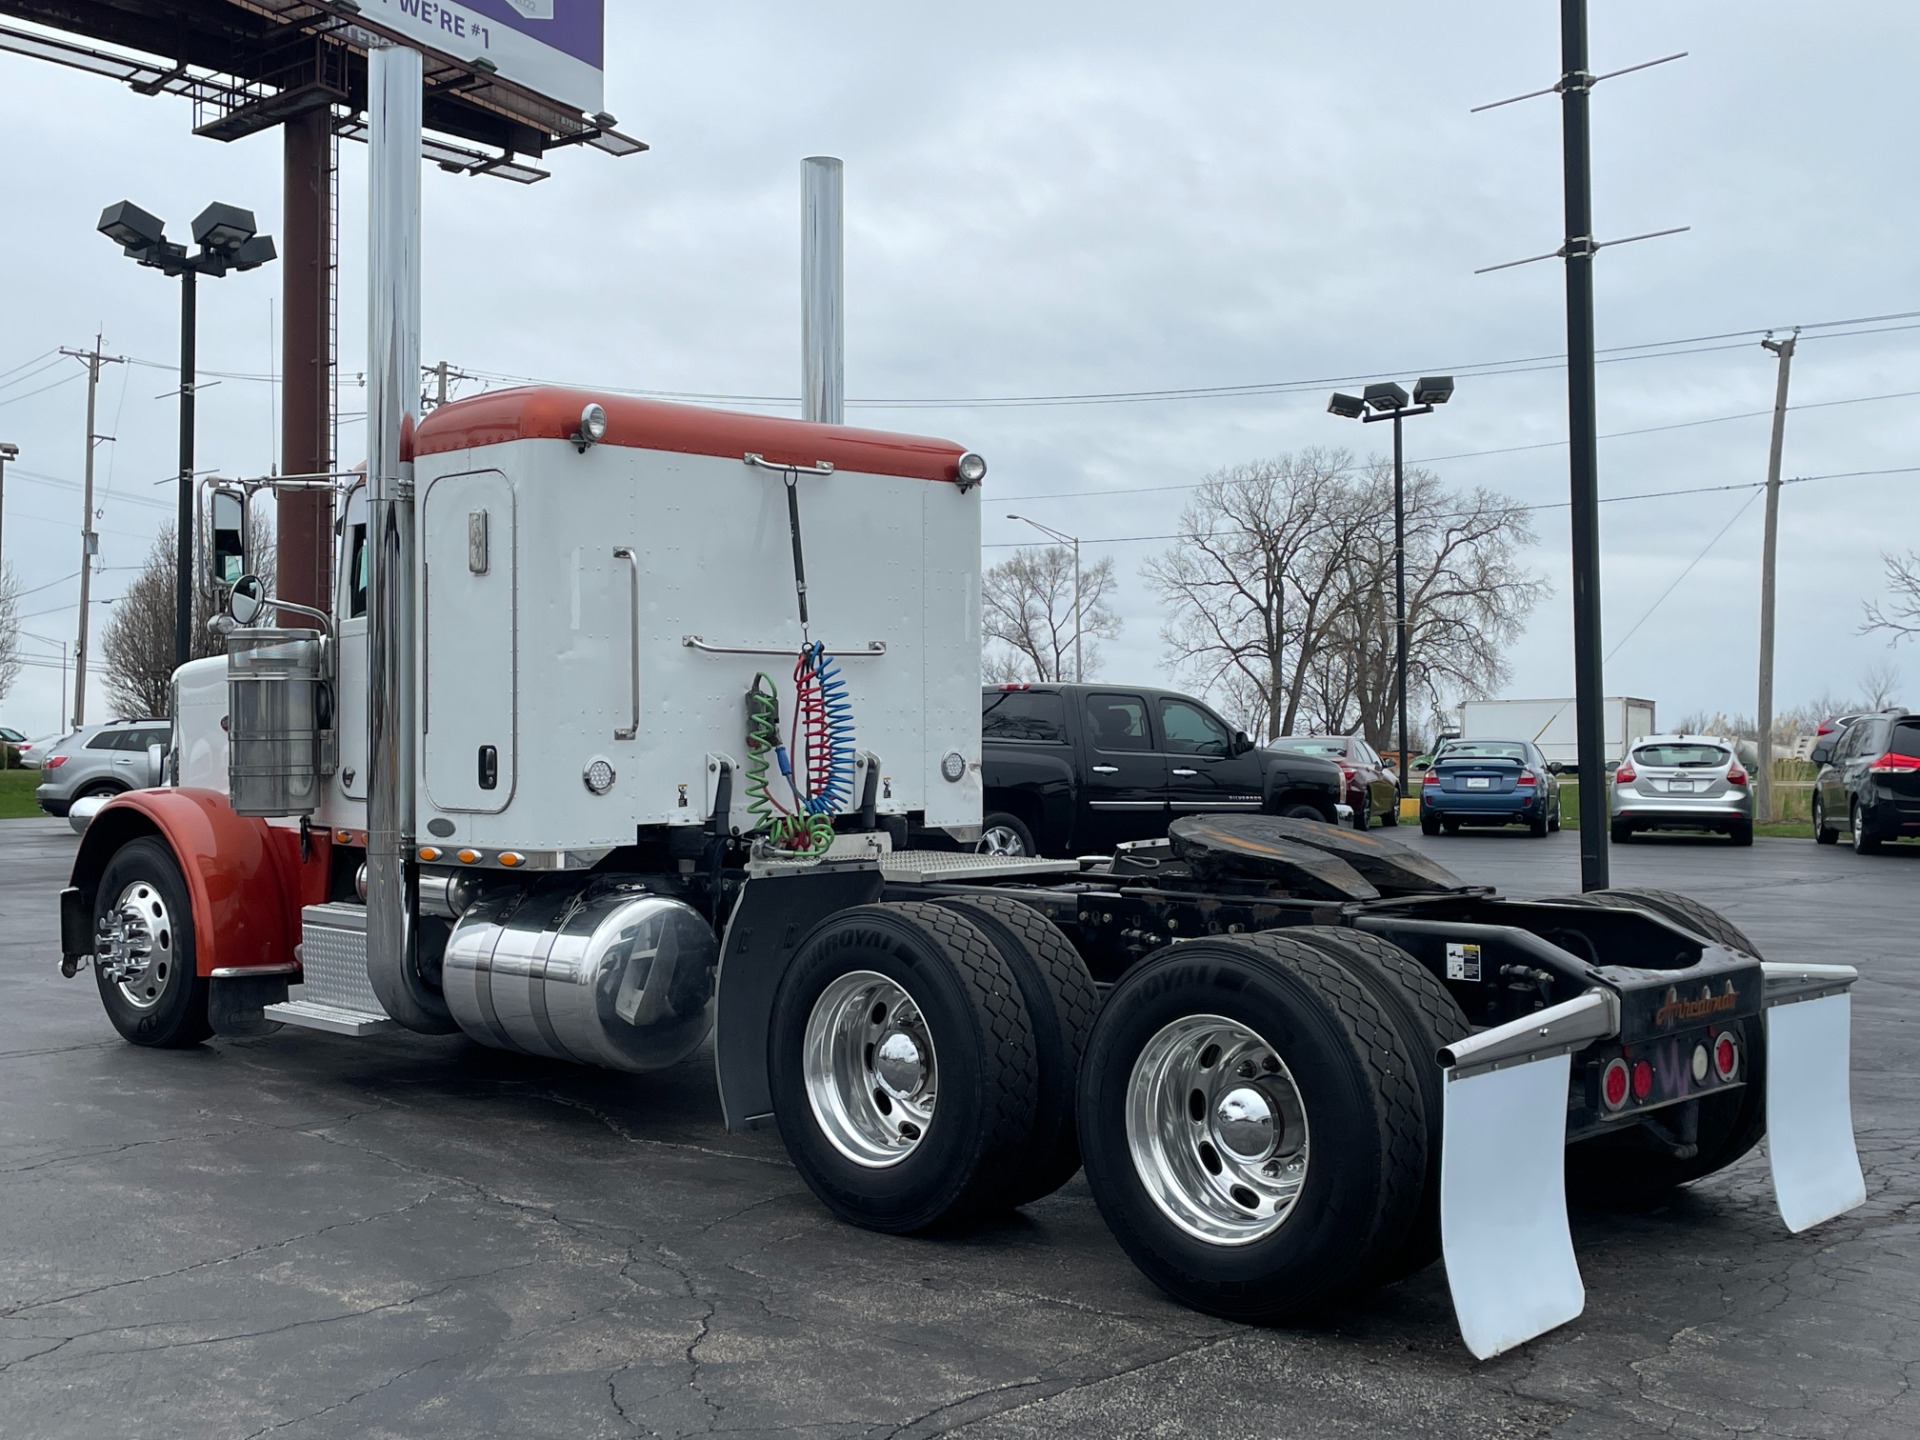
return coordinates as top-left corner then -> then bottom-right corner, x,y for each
0,725 -> 26,766
978,684 -> 1348,857
1267,733 -> 1399,827
1608,735 -> 1753,846
34,718 -> 171,817
1810,711 -> 1920,853
1418,738 -> 1562,837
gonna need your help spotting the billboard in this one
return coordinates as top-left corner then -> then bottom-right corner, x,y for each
351,0 -> 604,115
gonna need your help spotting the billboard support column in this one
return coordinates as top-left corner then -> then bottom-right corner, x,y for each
279,105 -> 332,618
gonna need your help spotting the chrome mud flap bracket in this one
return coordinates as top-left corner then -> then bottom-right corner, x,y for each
1761,962 -> 1865,1232
1438,989 -> 1620,1361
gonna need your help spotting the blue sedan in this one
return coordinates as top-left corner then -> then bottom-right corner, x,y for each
1419,739 -> 1563,838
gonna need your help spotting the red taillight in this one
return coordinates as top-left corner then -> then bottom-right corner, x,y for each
1601,1058 -> 1630,1111
1517,768 -> 1538,787
44,755 -> 67,769
1631,1060 -> 1654,1101
1816,719 -> 1836,735
1713,1032 -> 1739,1082
1614,761 -> 1636,784
1423,771 -> 1439,786
998,683 -> 1031,691
1726,762 -> 1749,786
1867,752 -> 1920,774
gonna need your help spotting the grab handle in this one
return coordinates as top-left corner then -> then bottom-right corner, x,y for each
614,546 -> 640,740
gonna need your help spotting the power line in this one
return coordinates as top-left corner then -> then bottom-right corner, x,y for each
979,465 -> 1920,550
0,349 -> 57,383
0,371 -> 85,410
1605,489 -> 1764,662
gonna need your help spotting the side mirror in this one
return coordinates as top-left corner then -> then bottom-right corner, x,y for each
146,742 -> 165,788
1232,730 -> 1254,756
1546,761 -> 1564,775
208,486 -> 248,590
228,573 -> 267,626
1809,741 -> 1834,767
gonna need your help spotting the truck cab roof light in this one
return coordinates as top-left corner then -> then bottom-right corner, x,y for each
571,402 -> 608,452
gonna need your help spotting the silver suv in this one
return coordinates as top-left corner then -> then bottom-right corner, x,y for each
34,719 -> 171,817
1609,734 -> 1754,846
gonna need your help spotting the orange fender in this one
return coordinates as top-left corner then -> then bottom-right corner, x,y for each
69,789 -> 331,977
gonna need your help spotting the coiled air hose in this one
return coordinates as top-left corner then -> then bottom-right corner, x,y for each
745,672 -> 833,856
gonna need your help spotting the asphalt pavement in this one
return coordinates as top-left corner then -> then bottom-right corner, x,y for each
1,815 -> 1915,1439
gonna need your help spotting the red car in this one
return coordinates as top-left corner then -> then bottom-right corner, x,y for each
1267,734 -> 1401,827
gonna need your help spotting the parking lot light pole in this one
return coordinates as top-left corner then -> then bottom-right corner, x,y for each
97,201 -> 275,668
0,440 -> 16,566
1328,378 -> 1455,798
1007,513 -> 1083,682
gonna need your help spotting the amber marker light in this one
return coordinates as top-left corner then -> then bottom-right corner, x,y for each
419,846 -> 442,862
498,852 -> 525,868
458,849 -> 481,864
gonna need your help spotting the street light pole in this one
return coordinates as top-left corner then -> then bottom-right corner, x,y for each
1007,514 -> 1084,682
0,441 -> 17,567
176,267 -> 197,669
1328,378 -> 1454,798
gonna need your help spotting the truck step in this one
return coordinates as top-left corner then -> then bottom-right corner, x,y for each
877,850 -> 1082,884
263,999 -> 399,1036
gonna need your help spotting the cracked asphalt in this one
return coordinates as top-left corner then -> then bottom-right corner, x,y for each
1,815 -> 1914,1438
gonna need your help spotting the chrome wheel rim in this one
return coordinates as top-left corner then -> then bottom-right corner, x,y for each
977,825 -> 1027,857
803,970 -> 938,1168
1125,1013 -> 1309,1245
1853,805 -> 1865,846
96,879 -> 176,1011
1813,796 -> 1823,831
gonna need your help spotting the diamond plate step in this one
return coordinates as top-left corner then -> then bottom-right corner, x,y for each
264,999 -> 399,1036
275,900 -> 396,1037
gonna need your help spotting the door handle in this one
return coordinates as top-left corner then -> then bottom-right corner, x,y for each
1172,767 -> 1198,777
1091,764 -> 1119,774
614,546 -> 640,740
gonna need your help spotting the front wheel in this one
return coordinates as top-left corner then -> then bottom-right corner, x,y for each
1076,935 -> 1427,1322
1813,793 -> 1838,845
92,837 -> 211,1048
976,812 -> 1037,859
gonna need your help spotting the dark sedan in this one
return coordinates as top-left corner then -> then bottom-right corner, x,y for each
1419,738 -> 1562,838
1267,734 -> 1400,827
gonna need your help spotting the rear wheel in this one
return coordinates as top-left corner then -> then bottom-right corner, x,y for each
92,837 -> 211,1048
1558,889 -> 1767,1206
1812,793 -> 1838,845
931,895 -> 1099,1207
1277,802 -> 1326,823
1528,811 -> 1549,838
976,813 -> 1037,859
1077,934 -> 1427,1322
769,903 -> 1038,1233
1729,820 -> 1754,847
1441,819 -> 1460,835
1610,819 -> 1633,844
1420,814 -> 1440,837
1284,927 -> 1469,1282
1851,802 -> 1882,855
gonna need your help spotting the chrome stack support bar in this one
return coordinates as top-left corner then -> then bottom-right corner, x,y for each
363,44 -> 453,1034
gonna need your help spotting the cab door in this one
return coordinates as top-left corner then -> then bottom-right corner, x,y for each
1078,691 -> 1168,849
1157,695 -> 1265,816
422,470 -> 517,813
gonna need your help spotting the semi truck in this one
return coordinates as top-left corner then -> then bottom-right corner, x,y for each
54,77 -> 1863,1362
1457,696 -> 1657,772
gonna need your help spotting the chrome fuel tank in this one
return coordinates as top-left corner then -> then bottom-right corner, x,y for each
443,881 -> 717,1073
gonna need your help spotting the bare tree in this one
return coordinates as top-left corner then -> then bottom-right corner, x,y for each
1144,450 -> 1359,740
0,563 -> 20,708
1147,450 -> 1547,747
982,544 -> 1120,682
1858,657 -> 1903,711
100,510 -> 275,718
1863,551 -> 1920,644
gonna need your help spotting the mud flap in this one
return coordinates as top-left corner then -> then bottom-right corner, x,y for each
1441,1053 -> 1585,1360
1765,990 -> 1865,1232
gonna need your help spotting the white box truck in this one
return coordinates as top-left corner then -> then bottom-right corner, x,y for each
1457,696 -> 1656,771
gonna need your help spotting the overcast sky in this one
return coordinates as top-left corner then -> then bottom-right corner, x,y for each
2,1 -> 1915,738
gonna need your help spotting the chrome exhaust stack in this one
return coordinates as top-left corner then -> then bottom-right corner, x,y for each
801,156 -> 843,426
363,43 -> 453,1034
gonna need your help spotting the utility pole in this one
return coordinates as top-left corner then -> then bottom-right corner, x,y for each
422,359 -> 467,410
60,339 -> 123,729
1755,331 -> 1797,824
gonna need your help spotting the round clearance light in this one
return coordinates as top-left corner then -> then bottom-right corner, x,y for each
573,402 -> 608,451
1713,1032 -> 1740,1081
1631,1059 -> 1654,1101
584,758 -> 616,795
1601,1057 -> 1630,1111
955,452 -> 987,486
940,751 -> 967,783
1691,1043 -> 1710,1083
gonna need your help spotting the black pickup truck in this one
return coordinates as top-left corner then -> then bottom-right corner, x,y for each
977,683 -> 1348,857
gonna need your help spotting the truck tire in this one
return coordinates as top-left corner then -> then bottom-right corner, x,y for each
1284,927 -> 1471,1283
976,812 -> 1037,859
1076,934 -> 1427,1322
1557,888 -> 1767,1206
91,837 -> 212,1048
932,895 -> 1100,1206
769,902 -> 1038,1233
